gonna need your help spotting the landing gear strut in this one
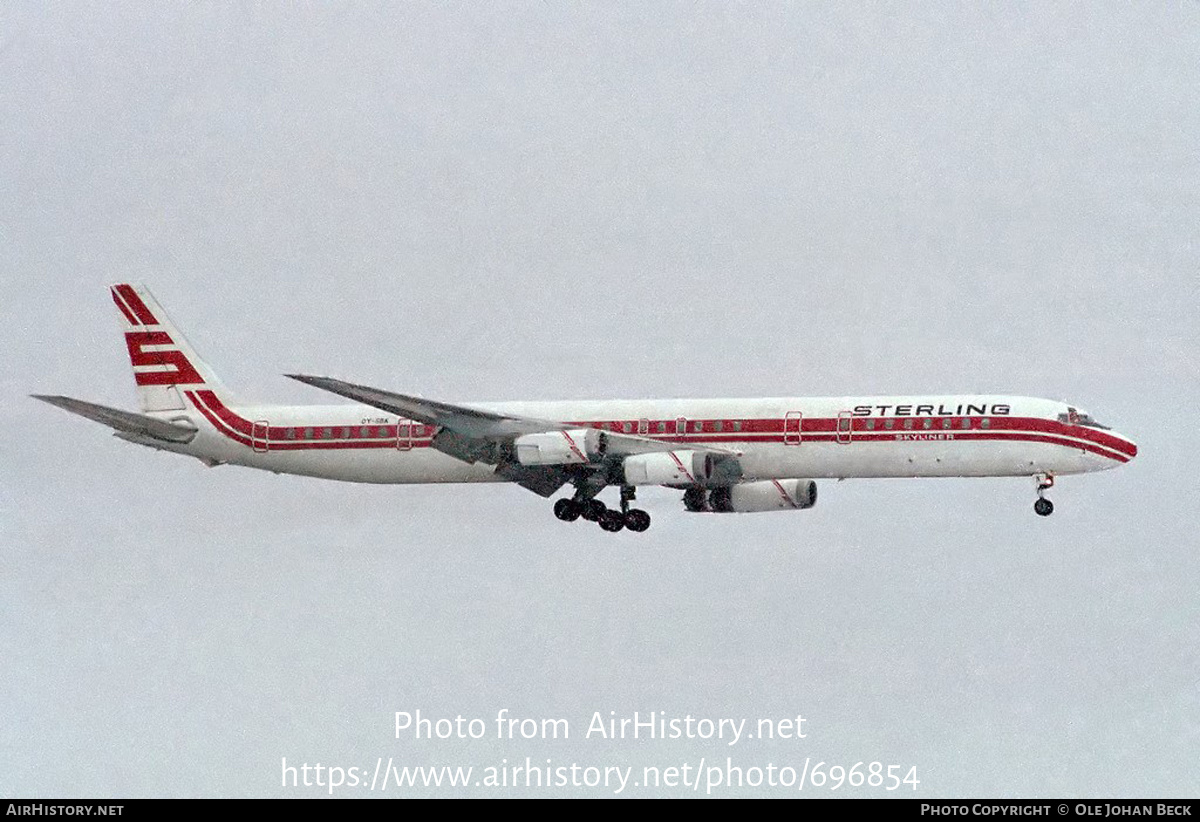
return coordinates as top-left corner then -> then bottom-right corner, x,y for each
1033,473 -> 1055,517
552,484 -> 651,533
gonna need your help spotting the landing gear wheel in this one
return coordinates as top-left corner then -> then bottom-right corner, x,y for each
599,509 -> 626,532
553,498 -> 581,522
1034,498 -> 1054,517
582,499 -> 607,522
624,509 -> 651,532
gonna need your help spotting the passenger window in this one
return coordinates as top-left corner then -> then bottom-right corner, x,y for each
981,418 -> 991,429
304,427 -> 313,439
323,427 -> 333,439
961,419 -> 970,429
622,422 -> 632,433
693,422 -> 703,433
866,420 -> 875,430
942,418 -> 951,429
656,421 -> 666,433
714,420 -> 724,432
903,419 -> 913,430
923,419 -> 932,429
885,419 -> 894,430
286,428 -> 296,440
733,421 -> 743,432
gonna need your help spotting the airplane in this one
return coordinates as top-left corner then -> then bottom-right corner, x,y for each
33,284 -> 1138,533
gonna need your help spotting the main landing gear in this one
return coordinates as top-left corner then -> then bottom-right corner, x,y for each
553,485 -> 651,533
1033,473 -> 1055,517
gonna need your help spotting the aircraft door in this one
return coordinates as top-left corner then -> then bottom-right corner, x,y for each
251,420 -> 269,453
397,421 -> 413,451
784,411 -> 803,445
836,411 -> 853,444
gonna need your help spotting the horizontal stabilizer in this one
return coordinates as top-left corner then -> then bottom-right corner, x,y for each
31,395 -> 197,444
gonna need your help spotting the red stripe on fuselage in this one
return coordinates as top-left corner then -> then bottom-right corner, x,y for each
838,430 -> 1130,463
183,390 -> 1131,464
194,390 -> 251,434
632,414 -> 1134,458
186,390 -> 251,447
187,391 -> 412,451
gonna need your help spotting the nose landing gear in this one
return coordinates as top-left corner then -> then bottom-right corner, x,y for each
1033,474 -> 1055,517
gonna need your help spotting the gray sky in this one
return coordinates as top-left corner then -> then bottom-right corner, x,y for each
2,2 -> 1197,797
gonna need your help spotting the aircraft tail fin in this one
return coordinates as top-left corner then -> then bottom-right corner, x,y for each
109,284 -> 238,413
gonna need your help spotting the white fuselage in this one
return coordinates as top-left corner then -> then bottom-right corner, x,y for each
137,391 -> 1137,485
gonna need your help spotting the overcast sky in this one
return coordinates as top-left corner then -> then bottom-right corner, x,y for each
2,2 -> 1197,797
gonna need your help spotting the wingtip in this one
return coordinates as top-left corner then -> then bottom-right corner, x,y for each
285,374 -> 347,391
30,394 -> 76,411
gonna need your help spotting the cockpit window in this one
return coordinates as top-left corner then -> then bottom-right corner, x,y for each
1058,406 -> 1110,430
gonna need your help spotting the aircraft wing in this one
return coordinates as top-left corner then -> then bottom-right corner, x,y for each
32,395 -> 198,444
285,375 -> 569,438
286,374 -> 741,495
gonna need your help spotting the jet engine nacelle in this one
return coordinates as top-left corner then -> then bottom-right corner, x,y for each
514,429 -> 603,466
704,479 -> 818,513
623,450 -> 714,486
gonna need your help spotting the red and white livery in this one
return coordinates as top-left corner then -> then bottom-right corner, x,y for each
34,285 -> 1138,532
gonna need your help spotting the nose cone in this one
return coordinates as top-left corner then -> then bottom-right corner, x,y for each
1111,430 -> 1138,462
1124,436 -> 1138,460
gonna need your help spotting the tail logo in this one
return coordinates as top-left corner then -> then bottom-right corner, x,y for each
125,331 -> 204,386
111,284 -> 159,326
